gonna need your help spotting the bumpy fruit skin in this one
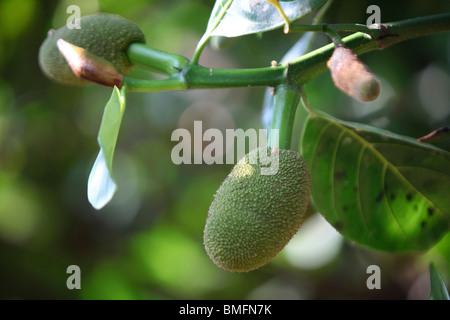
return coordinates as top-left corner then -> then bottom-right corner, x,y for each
203,147 -> 311,272
39,13 -> 145,85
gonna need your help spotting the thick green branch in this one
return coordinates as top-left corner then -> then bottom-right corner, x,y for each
183,65 -> 286,89
268,85 -> 301,149
289,23 -> 380,41
123,76 -> 186,92
124,13 -> 450,92
126,42 -> 189,75
379,13 -> 450,48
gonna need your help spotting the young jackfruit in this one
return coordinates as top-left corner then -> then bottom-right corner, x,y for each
39,13 -> 145,85
203,147 -> 311,272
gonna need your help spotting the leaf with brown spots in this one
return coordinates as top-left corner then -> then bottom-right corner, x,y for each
301,112 -> 450,251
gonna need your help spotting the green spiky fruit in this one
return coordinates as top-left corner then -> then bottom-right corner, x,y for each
204,147 -> 311,272
39,13 -> 145,85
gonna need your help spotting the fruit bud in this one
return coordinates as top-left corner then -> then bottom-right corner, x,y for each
327,46 -> 380,102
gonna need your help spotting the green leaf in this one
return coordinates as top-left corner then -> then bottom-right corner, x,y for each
207,0 -> 327,38
429,263 -> 450,300
206,0 -> 234,34
88,86 -> 127,210
301,112 -> 450,251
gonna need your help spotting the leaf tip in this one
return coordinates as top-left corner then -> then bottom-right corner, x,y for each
429,262 -> 450,300
87,148 -> 118,210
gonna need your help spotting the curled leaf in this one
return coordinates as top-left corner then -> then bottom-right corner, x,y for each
418,126 -> 450,143
88,148 -> 118,210
429,263 -> 450,300
88,86 -> 127,210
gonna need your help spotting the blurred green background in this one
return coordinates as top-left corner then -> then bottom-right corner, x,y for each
0,0 -> 449,299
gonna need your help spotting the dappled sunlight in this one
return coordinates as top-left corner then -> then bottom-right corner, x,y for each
230,162 -> 255,179
283,213 -> 343,270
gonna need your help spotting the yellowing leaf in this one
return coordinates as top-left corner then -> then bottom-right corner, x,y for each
264,0 -> 290,27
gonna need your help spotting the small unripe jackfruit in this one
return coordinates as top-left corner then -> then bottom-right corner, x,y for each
39,13 -> 145,85
327,45 -> 380,102
203,147 -> 311,272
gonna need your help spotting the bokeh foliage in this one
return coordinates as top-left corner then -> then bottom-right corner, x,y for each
0,0 -> 449,299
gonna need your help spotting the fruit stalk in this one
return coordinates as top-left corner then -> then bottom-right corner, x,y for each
267,84 -> 301,149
